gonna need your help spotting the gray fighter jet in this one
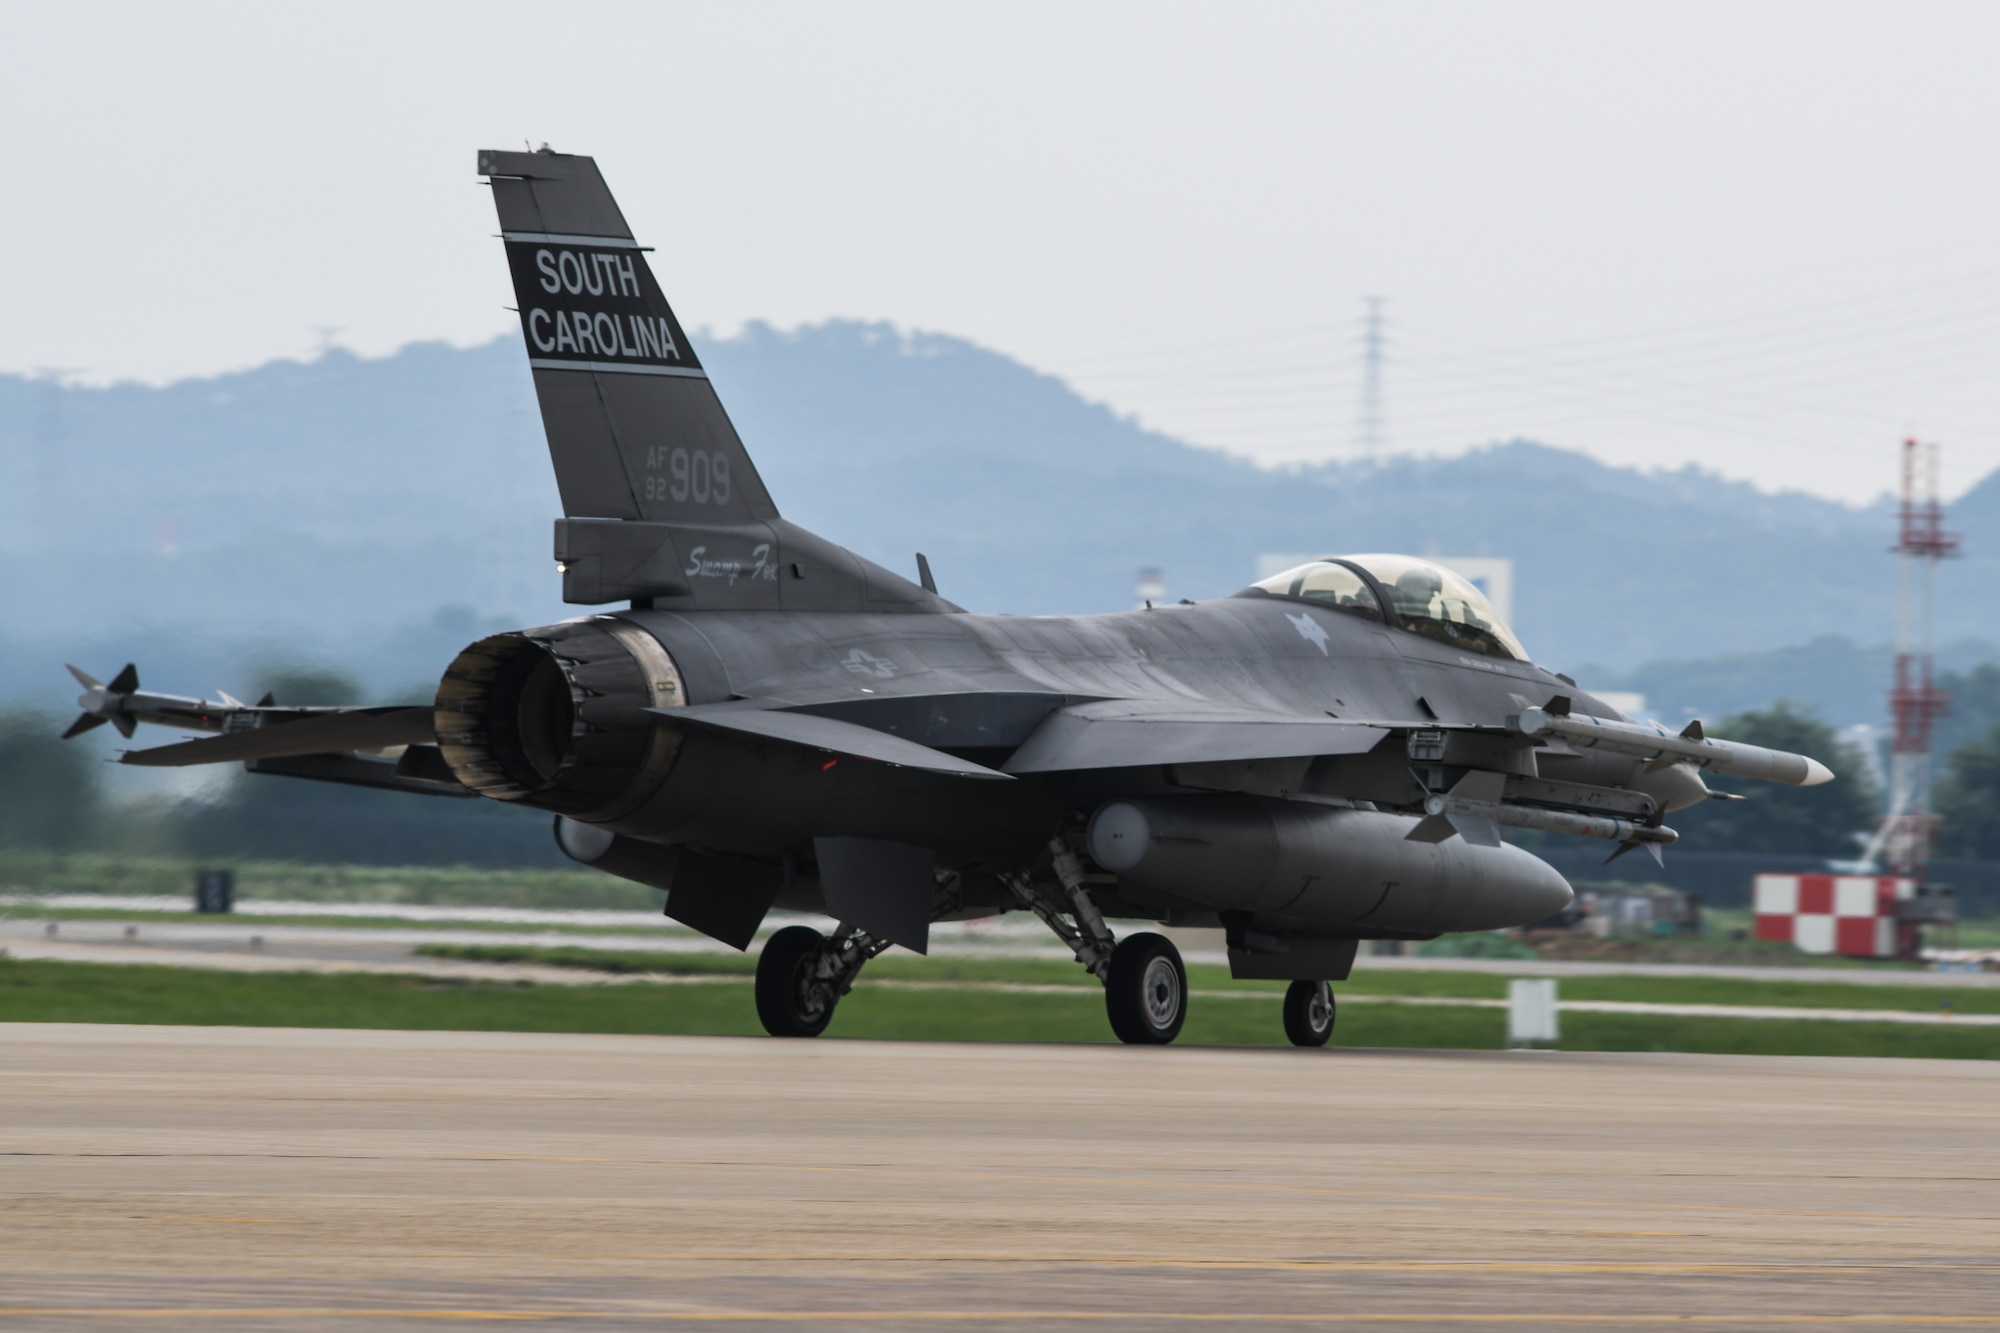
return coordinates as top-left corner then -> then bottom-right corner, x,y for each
63,149 -> 1834,1046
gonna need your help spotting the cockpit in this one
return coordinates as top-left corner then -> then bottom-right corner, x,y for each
1240,554 -> 1529,662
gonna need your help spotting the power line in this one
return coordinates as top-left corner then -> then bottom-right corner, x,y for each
1354,297 -> 1385,459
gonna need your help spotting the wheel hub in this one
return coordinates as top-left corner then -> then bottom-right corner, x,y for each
1141,955 -> 1183,1030
1307,985 -> 1332,1031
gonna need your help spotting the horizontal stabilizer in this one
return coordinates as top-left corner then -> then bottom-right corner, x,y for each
1004,700 -> 1388,774
120,707 -> 436,768
652,704 -> 1013,780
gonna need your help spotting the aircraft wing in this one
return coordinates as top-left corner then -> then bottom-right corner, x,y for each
118,707 -> 437,767
652,703 -> 1014,780
1003,700 -> 1391,774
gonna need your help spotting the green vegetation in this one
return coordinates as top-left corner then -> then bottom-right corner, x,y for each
0,709 -> 101,850
418,941 -> 2000,1017
2,958 -> 1995,1057
0,850 -> 654,911
1,906 -> 664,934
1414,932 -> 1540,960
1938,720 -> 2000,860
1669,702 -> 1879,855
419,943 -> 760,976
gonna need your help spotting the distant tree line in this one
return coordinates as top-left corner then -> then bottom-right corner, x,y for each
0,668 -> 563,869
1667,703 -> 1878,856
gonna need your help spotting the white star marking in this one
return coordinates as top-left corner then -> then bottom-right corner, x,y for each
1287,612 -> 1330,656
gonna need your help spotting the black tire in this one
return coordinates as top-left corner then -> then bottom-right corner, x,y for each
755,925 -> 836,1038
1283,980 -> 1336,1048
1105,932 -> 1187,1045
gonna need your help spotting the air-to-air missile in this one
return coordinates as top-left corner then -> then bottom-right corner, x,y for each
1515,701 -> 1835,786
61,148 -> 1839,1048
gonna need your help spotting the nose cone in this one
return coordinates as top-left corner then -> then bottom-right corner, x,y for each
1801,757 -> 1835,787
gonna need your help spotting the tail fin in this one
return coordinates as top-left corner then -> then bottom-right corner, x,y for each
479,148 -> 778,529
479,149 -> 948,614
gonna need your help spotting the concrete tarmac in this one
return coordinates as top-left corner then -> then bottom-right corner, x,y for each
2,1025 -> 1997,1330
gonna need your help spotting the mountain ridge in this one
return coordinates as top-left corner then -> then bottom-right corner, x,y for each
2,321 -> 1991,716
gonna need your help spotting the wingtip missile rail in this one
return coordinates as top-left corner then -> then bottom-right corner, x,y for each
63,663 -> 251,741
1515,704 -> 1834,787
62,664 -> 437,769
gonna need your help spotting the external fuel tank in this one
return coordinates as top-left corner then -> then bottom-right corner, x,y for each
1087,795 -> 1574,934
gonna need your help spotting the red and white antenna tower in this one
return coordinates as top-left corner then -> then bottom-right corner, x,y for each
1864,438 -> 1957,884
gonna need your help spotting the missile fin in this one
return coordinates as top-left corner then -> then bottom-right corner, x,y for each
1449,770 -> 1508,803
1406,813 -> 1458,844
1453,814 -> 1503,848
61,713 -> 106,740
107,664 -> 139,695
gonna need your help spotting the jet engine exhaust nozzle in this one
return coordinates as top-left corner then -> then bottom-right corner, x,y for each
434,619 -> 687,820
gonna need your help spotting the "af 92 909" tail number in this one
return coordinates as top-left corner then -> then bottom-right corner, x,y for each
643,446 -> 731,506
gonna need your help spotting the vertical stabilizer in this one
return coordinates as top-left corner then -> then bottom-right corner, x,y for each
479,148 -> 777,527
479,148 -> 949,613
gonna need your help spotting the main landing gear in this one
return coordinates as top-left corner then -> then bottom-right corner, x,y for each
754,922 -> 892,1038
1282,980 -> 1337,1047
1104,932 -> 1188,1044
750,837 -> 1333,1049
1003,837 -> 1191,1046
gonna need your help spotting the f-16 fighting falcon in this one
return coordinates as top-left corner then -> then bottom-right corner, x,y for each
62,149 -> 1835,1046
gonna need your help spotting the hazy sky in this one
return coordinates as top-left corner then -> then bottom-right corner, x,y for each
5,2 -> 1998,502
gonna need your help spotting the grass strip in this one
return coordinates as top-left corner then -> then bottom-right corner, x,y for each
4,958 -> 1995,1058
416,942 -> 2000,1016
0,851 -> 651,910
1,907 -> 677,935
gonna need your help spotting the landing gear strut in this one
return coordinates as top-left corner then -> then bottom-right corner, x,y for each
1006,836 -> 1190,1046
754,869 -> 972,1038
1282,979 -> 1336,1047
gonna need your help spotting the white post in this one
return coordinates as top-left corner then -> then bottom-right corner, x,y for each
1507,978 -> 1559,1048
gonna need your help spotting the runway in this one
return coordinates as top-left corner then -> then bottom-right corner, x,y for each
2,1025 -> 1997,1329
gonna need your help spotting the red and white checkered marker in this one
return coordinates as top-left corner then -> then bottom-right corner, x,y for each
1752,874 -> 1912,958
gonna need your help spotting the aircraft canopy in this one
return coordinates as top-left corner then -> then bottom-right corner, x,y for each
1247,555 -> 1529,662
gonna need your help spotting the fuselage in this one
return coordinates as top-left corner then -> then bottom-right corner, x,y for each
582,592 -> 1685,869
